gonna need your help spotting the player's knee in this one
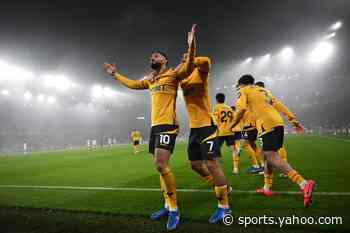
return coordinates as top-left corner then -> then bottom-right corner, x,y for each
154,161 -> 167,172
154,149 -> 170,172
154,159 -> 167,172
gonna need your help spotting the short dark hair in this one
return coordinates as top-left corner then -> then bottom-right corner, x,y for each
216,93 -> 225,103
154,51 -> 168,64
255,81 -> 265,88
238,74 -> 255,85
230,106 -> 236,111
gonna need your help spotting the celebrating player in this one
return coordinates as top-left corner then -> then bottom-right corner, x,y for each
255,81 -> 304,177
130,130 -> 141,154
231,74 -> 315,208
213,93 -> 241,175
178,37 -> 231,223
103,24 -> 196,231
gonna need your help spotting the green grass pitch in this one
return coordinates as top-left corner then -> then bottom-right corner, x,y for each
0,135 -> 349,233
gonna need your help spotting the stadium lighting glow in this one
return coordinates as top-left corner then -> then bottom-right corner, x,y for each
1,89 -> 9,96
103,87 -> 115,97
47,96 -> 56,104
309,41 -> 334,63
279,47 -> 294,61
43,74 -> 76,92
257,54 -> 271,66
245,57 -> 253,63
24,92 -> 32,100
262,53 -> 271,59
92,85 -> 116,98
92,85 -> 103,98
330,21 -> 342,31
56,75 -> 72,91
0,61 -> 34,81
37,94 -> 45,102
323,32 -> 336,40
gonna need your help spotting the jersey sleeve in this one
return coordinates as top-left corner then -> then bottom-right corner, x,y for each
175,39 -> 196,79
194,56 -> 211,73
213,105 -> 220,123
236,89 -> 248,111
114,73 -> 149,90
271,96 -> 296,121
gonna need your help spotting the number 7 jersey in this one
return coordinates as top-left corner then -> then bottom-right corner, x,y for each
213,103 -> 237,136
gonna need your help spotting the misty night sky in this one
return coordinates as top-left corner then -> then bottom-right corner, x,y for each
0,0 -> 348,150
0,0 -> 349,88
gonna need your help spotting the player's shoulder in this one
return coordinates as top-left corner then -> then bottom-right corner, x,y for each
195,56 -> 211,63
225,104 -> 233,111
221,103 -> 232,110
194,56 -> 211,71
242,85 -> 261,93
165,67 -> 182,77
214,103 -> 225,109
161,68 -> 182,81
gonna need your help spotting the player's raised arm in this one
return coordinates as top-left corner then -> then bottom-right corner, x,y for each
176,24 -> 197,79
104,63 -> 149,90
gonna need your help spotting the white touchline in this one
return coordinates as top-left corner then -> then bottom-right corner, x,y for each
0,185 -> 350,196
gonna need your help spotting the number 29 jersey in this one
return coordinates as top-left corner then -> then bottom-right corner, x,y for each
213,103 -> 236,137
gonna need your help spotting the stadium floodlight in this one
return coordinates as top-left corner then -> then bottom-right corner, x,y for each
0,61 -> 33,81
37,94 -> 45,102
43,74 -> 76,91
1,89 -> 9,96
245,57 -> 253,63
309,41 -> 334,63
19,70 -> 34,80
24,91 -> 32,100
279,47 -> 294,60
47,96 -> 56,104
257,53 -> 271,66
103,87 -> 115,97
55,75 -> 72,91
330,21 -> 342,31
92,85 -> 103,98
262,53 -> 271,60
323,32 -> 336,40
43,75 -> 55,87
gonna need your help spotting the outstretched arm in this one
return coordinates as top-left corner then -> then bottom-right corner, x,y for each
272,96 -> 304,133
272,96 -> 296,121
104,63 -> 149,90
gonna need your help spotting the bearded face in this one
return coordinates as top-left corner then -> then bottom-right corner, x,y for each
150,52 -> 167,70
